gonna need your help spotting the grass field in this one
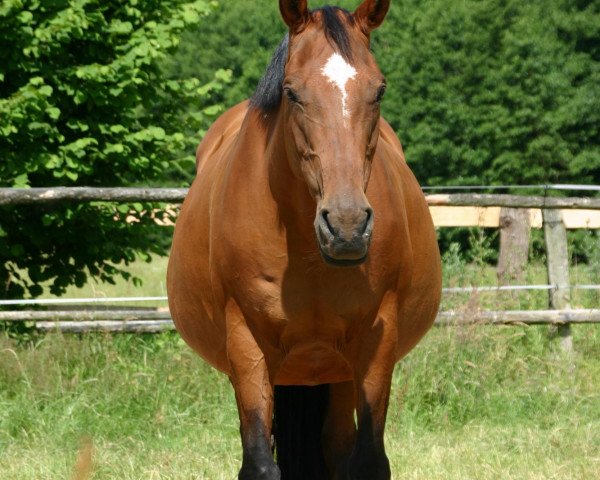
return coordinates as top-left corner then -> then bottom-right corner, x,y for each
1,255 -> 599,479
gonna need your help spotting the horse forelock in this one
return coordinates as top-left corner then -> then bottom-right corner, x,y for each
250,6 -> 354,115
320,6 -> 354,62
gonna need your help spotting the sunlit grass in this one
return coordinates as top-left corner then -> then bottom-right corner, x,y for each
1,323 -> 599,479
0,333 -> 240,479
58,256 -> 170,309
2,252 -> 599,479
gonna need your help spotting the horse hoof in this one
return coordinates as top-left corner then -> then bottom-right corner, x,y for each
238,464 -> 281,480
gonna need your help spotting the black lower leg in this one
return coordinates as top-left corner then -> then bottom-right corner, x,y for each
239,415 -> 280,480
347,406 -> 390,480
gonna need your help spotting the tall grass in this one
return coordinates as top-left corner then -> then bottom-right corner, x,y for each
0,333 -> 240,479
1,324 -> 599,479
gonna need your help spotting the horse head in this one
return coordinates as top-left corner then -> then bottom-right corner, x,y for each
278,0 -> 390,266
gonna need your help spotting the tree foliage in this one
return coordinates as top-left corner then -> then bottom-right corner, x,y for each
378,0 -> 600,187
0,0 -> 229,298
166,0 -> 286,109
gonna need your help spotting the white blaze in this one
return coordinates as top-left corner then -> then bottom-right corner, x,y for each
321,53 -> 357,120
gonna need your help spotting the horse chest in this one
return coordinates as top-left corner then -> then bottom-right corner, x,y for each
236,273 -> 375,386
237,267 -> 381,321
231,266 -> 384,369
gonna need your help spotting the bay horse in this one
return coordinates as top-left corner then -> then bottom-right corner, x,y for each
167,1 -> 441,478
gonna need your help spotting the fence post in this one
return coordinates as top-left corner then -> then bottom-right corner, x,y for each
542,209 -> 572,352
497,207 -> 531,285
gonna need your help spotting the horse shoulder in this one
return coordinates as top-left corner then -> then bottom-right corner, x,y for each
375,117 -> 426,209
373,116 -> 441,313
375,121 -> 442,351
377,117 -> 406,162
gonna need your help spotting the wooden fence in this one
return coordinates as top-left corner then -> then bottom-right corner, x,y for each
1,187 -> 599,350
2,187 -> 600,209
1,309 -> 599,334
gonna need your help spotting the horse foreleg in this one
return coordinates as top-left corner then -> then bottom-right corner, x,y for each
226,304 -> 280,480
347,317 -> 396,480
322,380 -> 357,479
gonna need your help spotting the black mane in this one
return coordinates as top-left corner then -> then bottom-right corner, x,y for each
250,34 -> 290,114
250,6 -> 354,115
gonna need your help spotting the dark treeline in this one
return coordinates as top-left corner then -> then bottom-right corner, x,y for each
170,0 -> 599,189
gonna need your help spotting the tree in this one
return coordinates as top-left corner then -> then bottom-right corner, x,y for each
376,0 -> 600,187
166,0 -> 286,108
0,0 -> 229,299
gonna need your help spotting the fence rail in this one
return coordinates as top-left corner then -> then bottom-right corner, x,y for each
1,187 -> 600,209
2,309 -> 599,333
35,320 -> 175,333
426,194 -> 600,209
0,187 -> 188,206
2,284 -> 600,307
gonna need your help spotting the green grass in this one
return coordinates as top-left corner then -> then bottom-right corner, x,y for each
0,333 -> 241,479
58,257 -> 170,308
2,256 -> 599,479
1,324 -> 599,479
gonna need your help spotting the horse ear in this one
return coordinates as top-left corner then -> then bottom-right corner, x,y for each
279,0 -> 310,33
353,0 -> 390,35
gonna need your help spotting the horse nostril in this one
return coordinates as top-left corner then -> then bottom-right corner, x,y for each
362,208 -> 374,235
320,209 -> 336,236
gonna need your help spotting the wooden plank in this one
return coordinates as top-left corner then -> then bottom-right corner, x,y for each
429,207 -> 600,229
426,194 -> 600,209
151,205 -> 600,229
561,210 -> 600,229
29,310 -> 600,333
429,206 -> 501,227
0,309 -> 170,322
35,320 -> 175,333
0,187 -> 188,206
3,309 -> 600,333
435,309 -> 600,325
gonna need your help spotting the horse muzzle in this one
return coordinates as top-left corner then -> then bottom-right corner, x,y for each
315,207 -> 374,267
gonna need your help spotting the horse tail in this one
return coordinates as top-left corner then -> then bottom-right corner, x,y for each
273,384 -> 330,480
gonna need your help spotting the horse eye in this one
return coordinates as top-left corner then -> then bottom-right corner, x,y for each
284,88 -> 300,104
375,85 -> 387,103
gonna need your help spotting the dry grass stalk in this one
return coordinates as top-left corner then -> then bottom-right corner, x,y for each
71,436 -> 93,480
